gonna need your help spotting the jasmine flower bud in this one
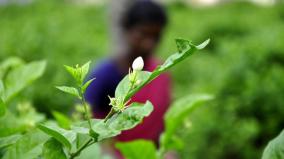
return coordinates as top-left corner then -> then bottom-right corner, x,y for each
108,96 -> 116,106
132,56 -> 144,71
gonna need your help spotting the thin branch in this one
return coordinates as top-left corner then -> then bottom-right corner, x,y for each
70,139 -> 93,159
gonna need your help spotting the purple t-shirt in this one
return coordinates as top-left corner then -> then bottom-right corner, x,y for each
85,58 -> 124,118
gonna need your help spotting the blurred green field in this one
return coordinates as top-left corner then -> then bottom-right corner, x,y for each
1,1 -> 284,158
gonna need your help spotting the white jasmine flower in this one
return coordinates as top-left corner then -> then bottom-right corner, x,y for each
132,56 -> 144,71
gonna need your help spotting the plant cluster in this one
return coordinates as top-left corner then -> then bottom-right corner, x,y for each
0,39 -> 214,159
2,3 -> 284,159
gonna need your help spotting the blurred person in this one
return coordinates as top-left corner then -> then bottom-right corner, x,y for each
85,1 -> 171,158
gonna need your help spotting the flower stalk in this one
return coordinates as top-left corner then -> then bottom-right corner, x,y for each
104,56 -> 144,122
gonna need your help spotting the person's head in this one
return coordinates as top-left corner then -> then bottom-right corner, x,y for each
121,1 -> 168,58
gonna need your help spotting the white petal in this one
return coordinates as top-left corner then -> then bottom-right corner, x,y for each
132,56 -> 144,71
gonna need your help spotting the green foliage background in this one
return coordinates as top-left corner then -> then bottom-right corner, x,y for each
1,1 -> 284,159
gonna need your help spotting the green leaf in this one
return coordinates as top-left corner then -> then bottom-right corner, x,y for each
74,119 -> 119,142
161,94 -> 213,151
64,65 -> 81,84
262,129 -> 284,159
0,104 -> 45,137
157,39 -> 208,72
116,39 -> 210,102
4,60 -> 46,102
76,101 -> 153,141
115,71 -> 151,99
80,61 -> 91,84
52,111 -> 71,129
0,80 -> 4,100
64,61 -> 91,85
0,57 -> 24,79
168,135 -> 184,150
116,140 -> 157,159
0,134 -> 22,149
101,101 -> 153,140
0,98 -> 6,117
75,133 -> 92,149
76,143 -> 112,159
82,78 -> 95,93
196,39 -> 210,50
90,120 -> 120,141
108,101 -> 153,131
0,110 -> 25,137
56,86 -> 81,99
42,138 -> 67,159
2,130 -> 49,159
72,125 -> 99,142
176,38 -> 191,53
38,123 -> 76,150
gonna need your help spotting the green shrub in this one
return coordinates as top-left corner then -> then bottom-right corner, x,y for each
1,1 -> 284,158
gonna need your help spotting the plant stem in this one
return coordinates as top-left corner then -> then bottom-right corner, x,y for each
104,70 -> 138,123
71,88 -> 97,159
104,108 -> 115,123
123,70 -> 137,103
79,88 -> 93,130
82,96 -> 93,130
70,139 -> 93,159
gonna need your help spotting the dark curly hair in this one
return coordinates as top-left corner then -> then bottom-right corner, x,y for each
121,1 -> 168,30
